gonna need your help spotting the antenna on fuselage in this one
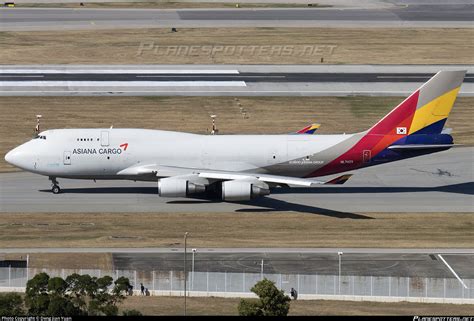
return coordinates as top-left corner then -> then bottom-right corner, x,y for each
35,115 -> 42,137
210,114 -> 218,135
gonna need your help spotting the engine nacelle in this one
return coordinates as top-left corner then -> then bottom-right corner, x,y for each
221,180 -> 270,201
158,177 -> 206,197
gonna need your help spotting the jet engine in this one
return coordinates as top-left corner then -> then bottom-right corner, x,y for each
158,177 -> 206,197
221,180 -> 270,201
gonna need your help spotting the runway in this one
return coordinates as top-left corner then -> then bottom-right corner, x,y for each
2,65 -> 474,96
2,72 -> 473,83
1,147 -> 472,213
1,3 -> 473,31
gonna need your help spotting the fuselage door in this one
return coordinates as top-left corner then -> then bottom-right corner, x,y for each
63,151 -> 71,165
101,131 -> 109,146
363,150 -> 371,163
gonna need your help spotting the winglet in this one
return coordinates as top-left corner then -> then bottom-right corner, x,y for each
324,174 -> 353,185
296,123 -> 321,135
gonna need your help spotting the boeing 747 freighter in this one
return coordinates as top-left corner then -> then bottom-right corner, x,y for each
5,71 -> 465,201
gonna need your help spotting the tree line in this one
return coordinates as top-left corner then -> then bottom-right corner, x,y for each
1,272 -> 292,316
0,272 -> 141,316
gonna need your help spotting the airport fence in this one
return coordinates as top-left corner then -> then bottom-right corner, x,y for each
0,267 -> 472,303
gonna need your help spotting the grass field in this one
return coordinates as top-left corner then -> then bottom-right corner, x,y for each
1,293 -> 470,315
0,28 -> 472,64
1,212 -> 473,251
1,96 -> 472,172
117,296 -> 474,315
4,252 -> 114,270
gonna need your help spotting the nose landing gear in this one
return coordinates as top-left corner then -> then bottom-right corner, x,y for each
49,176 -> 61,194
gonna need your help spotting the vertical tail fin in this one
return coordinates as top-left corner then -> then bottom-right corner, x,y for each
369,70 -> 466,136
307,71 -> 466,177
295,123 -> 321,134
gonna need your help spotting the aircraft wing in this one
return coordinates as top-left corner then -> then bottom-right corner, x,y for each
196,170 -> 351,186
117,163 -> 352,187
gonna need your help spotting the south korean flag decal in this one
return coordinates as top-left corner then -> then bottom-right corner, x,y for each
396,127 -> 407,135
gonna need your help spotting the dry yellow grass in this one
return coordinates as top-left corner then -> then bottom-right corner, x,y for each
1,292 -> 470,315
4,253 -> 113,270
0,96 -> 472,172
1,212 -> 473,249
118,296 -> 474,315
0,28 -> 472,64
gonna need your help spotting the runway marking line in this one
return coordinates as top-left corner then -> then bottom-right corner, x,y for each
0,70 -> 240,74
437,254 -> 468,289
377,76 -> 431,79
0,81 -> 247,87
0,75 -> 44,78
378,76 -> 474,79
136,75 -> 285,78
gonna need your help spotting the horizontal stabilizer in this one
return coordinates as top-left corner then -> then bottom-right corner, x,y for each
388,144 -> 455,151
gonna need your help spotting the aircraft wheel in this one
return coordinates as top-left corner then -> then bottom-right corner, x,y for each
52,185 -> 61,194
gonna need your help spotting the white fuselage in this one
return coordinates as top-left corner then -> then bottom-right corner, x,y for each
6,128 -> 354,180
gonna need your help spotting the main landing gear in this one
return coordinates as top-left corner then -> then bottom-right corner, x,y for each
49,177 -> 61,194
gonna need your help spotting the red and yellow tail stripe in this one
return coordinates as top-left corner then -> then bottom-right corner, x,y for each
307,70 -> 466,177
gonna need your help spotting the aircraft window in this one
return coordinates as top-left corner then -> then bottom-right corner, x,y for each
80,139 -> 83,141
35,135 -> 47,140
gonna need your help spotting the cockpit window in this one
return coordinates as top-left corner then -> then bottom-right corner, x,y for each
34,135 -> 47,140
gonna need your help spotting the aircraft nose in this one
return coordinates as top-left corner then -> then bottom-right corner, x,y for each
4,145 -> 31,170
4,148 -> 18,166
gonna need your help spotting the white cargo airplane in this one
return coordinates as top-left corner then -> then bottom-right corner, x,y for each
5,71 -> 465,201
